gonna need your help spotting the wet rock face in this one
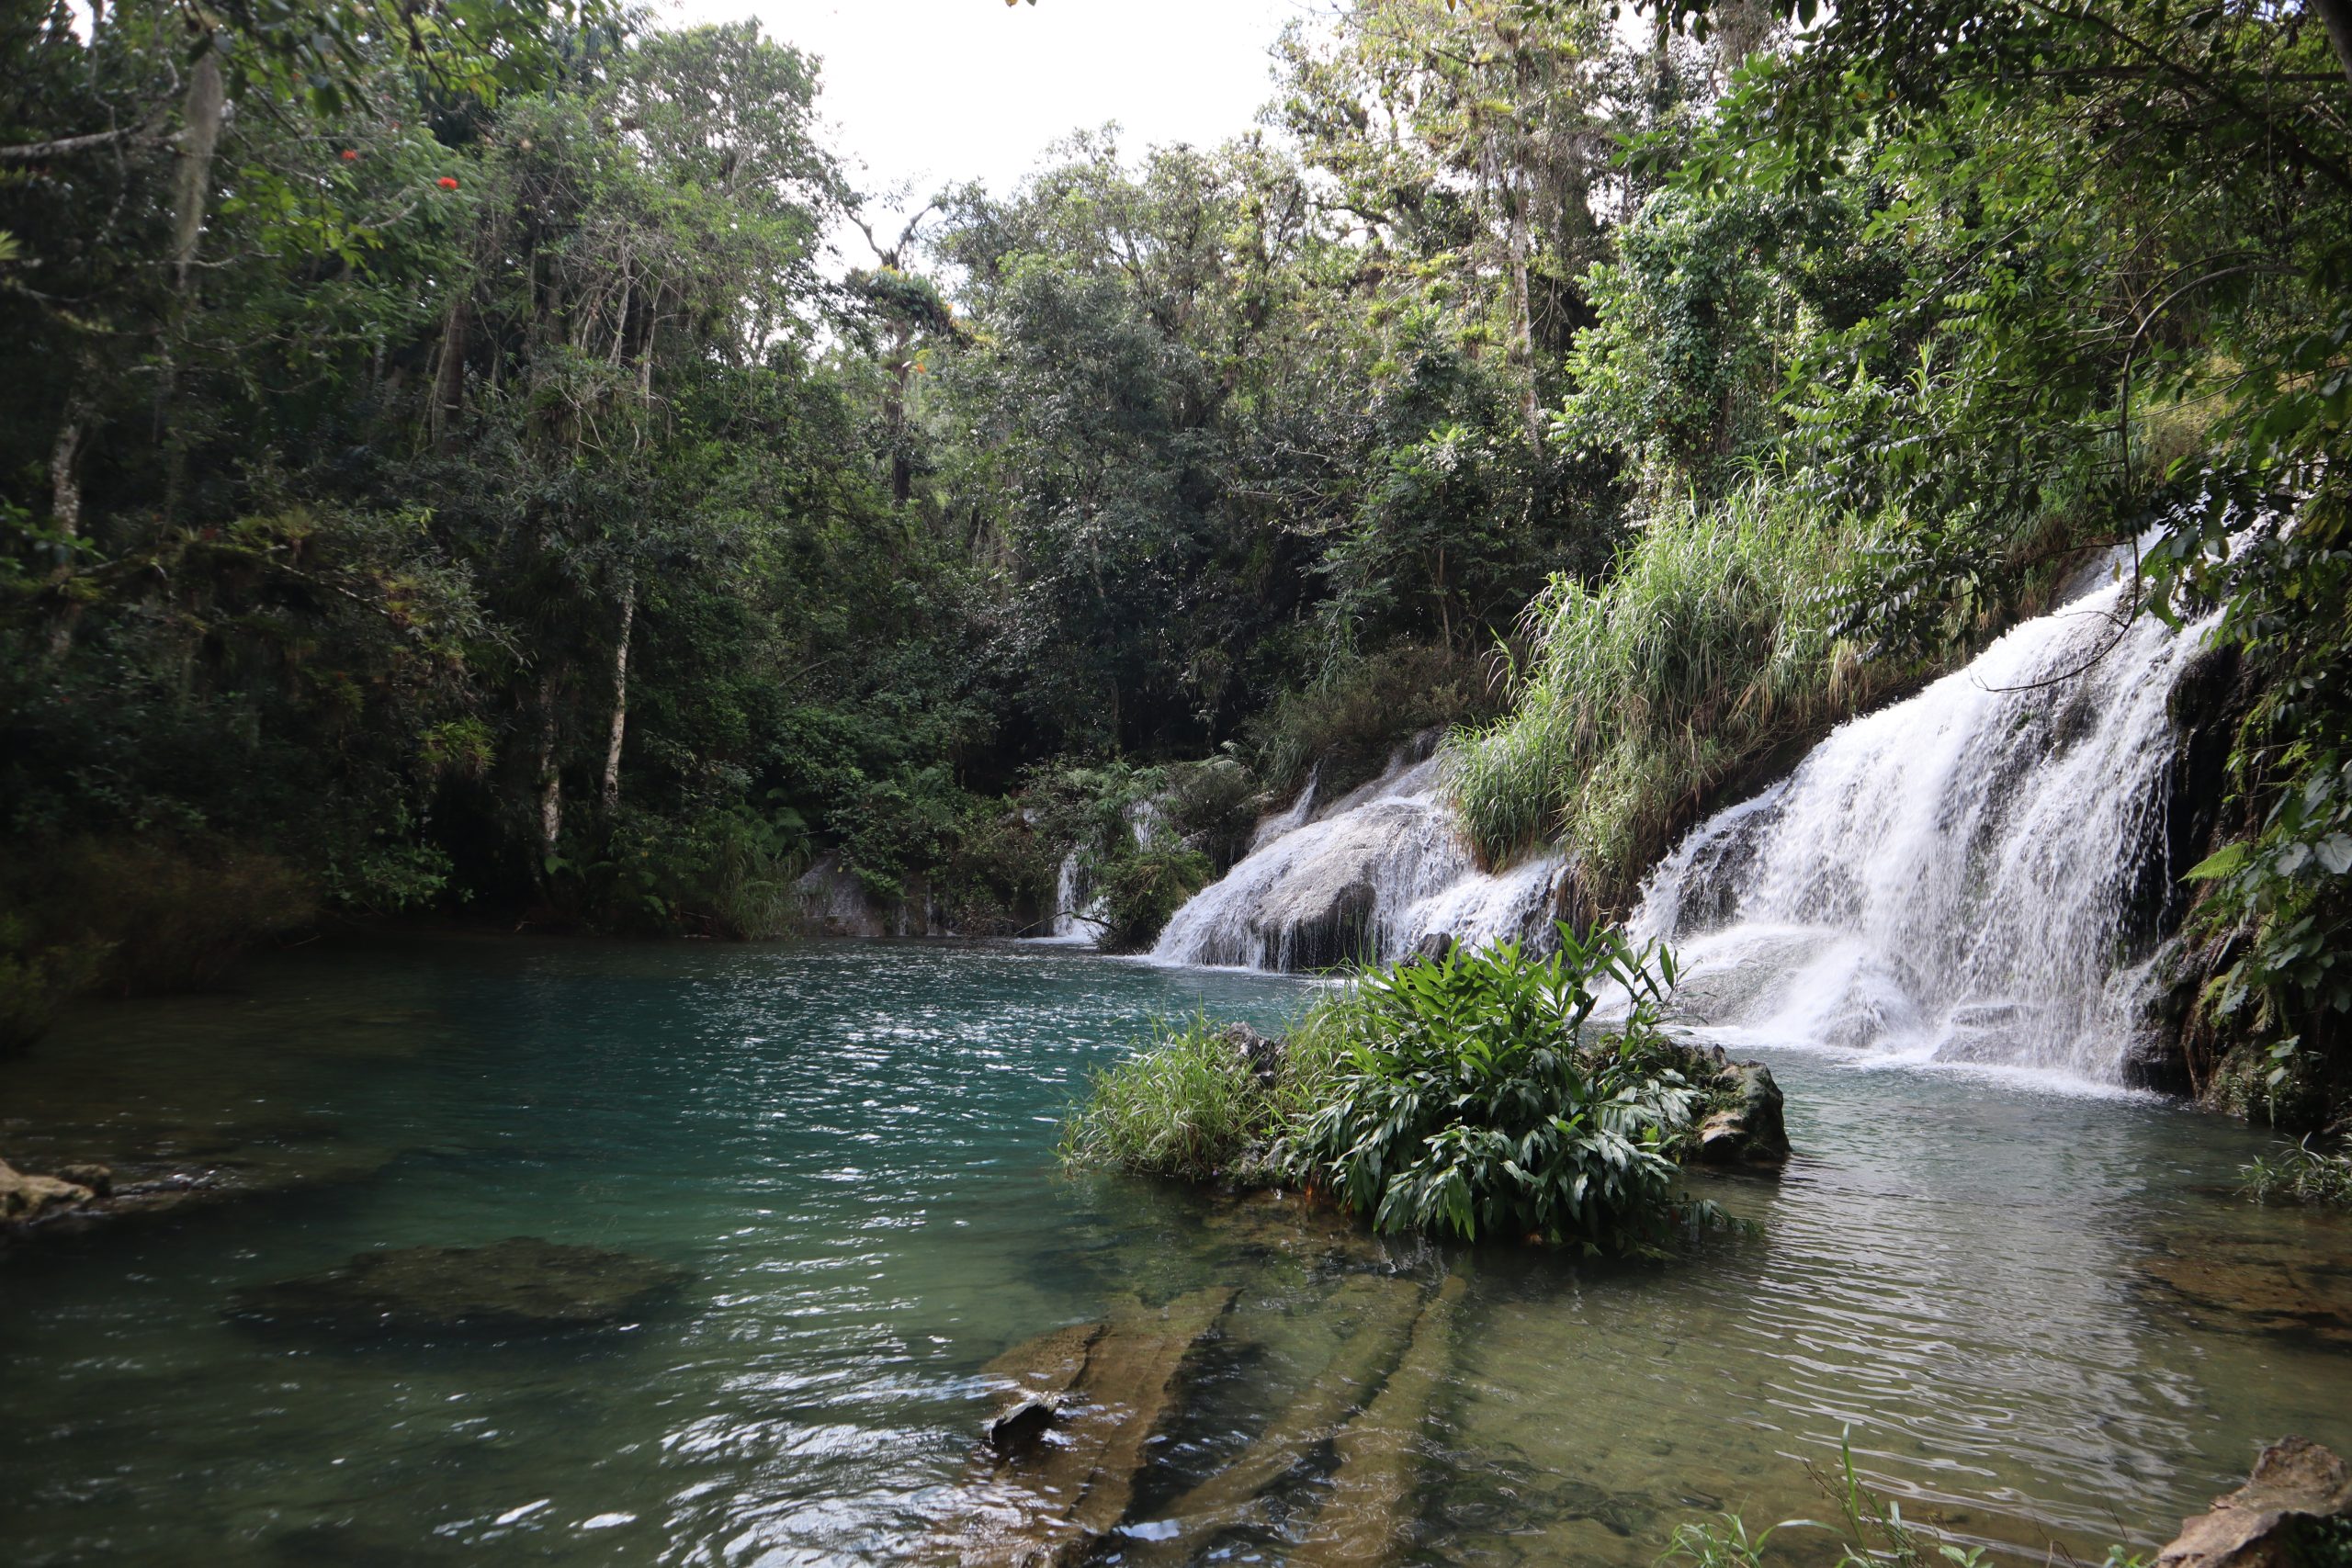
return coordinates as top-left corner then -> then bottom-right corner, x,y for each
2155,1436 -> 2352,1568
1690,1058 -> 1790,1168
231,1236 -> 691,1336
0,1157 -> 95,1223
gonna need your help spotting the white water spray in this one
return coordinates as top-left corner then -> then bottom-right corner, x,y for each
1151,754 -> 1566,970
1630,571 -> 2217,1082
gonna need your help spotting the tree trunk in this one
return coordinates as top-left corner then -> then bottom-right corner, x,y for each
44,398 -> 87,660
600,579 -> 635,815
431,297 -> 470,446
2316,0 -> 2352,93
172,43 -> 224,290
536,671 -> 564,875
1709,0 -> 1773,88
50,403 -> 84,537
887,321 -> 912,505
1507,179 -> 1542,455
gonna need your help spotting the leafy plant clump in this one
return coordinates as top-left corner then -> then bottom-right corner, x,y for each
1064,926 -> 1728,1255
1447,482 -> 1916,908
2242,1136 -> 2352,1208
1283,927 -> 1714,1252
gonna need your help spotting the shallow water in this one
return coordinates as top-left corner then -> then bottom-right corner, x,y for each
2,936 -> 2347,1566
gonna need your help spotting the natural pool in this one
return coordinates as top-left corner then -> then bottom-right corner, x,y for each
2,936 -> 2348,1566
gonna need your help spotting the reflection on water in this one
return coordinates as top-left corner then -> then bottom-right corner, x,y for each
0,937 -> 2346,1565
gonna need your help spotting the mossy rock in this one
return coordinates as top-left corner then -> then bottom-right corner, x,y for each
231,1236 -> 692,1337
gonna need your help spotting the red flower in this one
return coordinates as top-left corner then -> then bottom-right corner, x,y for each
436,175 -> 459,190
340,149 -> 358,162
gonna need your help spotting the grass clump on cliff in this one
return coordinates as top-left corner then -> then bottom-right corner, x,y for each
1064,928 -> 1731,1253
1447,482 -> 1904,908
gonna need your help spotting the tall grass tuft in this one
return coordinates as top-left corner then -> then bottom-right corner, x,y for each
1449,479 -> 1908,907
1058,1014 -> 1341,1184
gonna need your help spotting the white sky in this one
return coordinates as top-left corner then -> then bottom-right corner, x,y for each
656,0 -> 1334,256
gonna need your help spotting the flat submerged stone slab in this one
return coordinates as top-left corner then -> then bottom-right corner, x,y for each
231,1236 -> 692,1336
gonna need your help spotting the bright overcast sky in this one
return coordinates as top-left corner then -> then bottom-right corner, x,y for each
655,0 -> 1332,251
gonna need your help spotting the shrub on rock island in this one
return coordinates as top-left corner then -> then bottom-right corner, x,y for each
1281,927 -> 1716,1253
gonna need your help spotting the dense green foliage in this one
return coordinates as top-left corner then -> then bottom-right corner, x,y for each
3,0 -> 2346,1113
1065,928 -> 1725,1253
1057,1015 -> 1342,1184
1283,927 -> 1712,1249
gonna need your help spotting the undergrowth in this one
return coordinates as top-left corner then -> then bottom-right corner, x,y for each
1057,1014 -> 1342,1184
2241,1136 -> 2352,1207
1448,480 -> 1905,906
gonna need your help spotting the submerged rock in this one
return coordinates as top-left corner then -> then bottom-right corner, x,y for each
232,1236 -> 691,1336
948,1285 -> 1238,1566
2139,1235 -> 2352,1348
2155,1436 -> 2352,1568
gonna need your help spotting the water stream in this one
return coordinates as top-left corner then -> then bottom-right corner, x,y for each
3,937 -> 2346,1565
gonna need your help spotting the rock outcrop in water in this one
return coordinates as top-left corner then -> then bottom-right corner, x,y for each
0,1157 -> 94,1223
952,1285 -> 1238,1566
231,1237 -> 692,1336
2155,1437 -> 2352,1568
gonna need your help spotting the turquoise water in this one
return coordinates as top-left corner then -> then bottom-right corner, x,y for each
2,935 -> 2348,1566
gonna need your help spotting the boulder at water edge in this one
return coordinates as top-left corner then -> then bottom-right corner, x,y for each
0,1157 -> 94,1223
231,1236 -> 692,1336
2155,1437 -> 2352,1568
1690,1057 -> 1790,1168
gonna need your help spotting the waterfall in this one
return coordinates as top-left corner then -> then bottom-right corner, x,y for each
1630,570 -> 2218,1083
1046,848 -> 1107,942
1150,753 -> 1566,970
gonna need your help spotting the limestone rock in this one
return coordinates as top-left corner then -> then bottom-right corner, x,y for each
2154,1437 -> 2352,1568
1690,1058 -> 1790,1168
231,1236 -> 692,1336
0,1157 -> 94,1223
54,1161 -> 112,1197
985,1396 -> 1060,1456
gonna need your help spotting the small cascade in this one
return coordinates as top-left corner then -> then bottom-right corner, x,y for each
1151,753 -> 1565,971
1047,847 -> 1108,942
1630,570 -> 2219,1083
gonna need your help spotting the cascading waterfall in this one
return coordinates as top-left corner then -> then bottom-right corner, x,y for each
1150,753 -> 1566,970
1629,569 -> 2219,1083
1154,555 -> 2222,1085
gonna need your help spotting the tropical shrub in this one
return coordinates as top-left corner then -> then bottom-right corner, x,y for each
1249,641 -> 1497,801
1094,843 -> 1215,953
1283,927 -> 1713,1251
